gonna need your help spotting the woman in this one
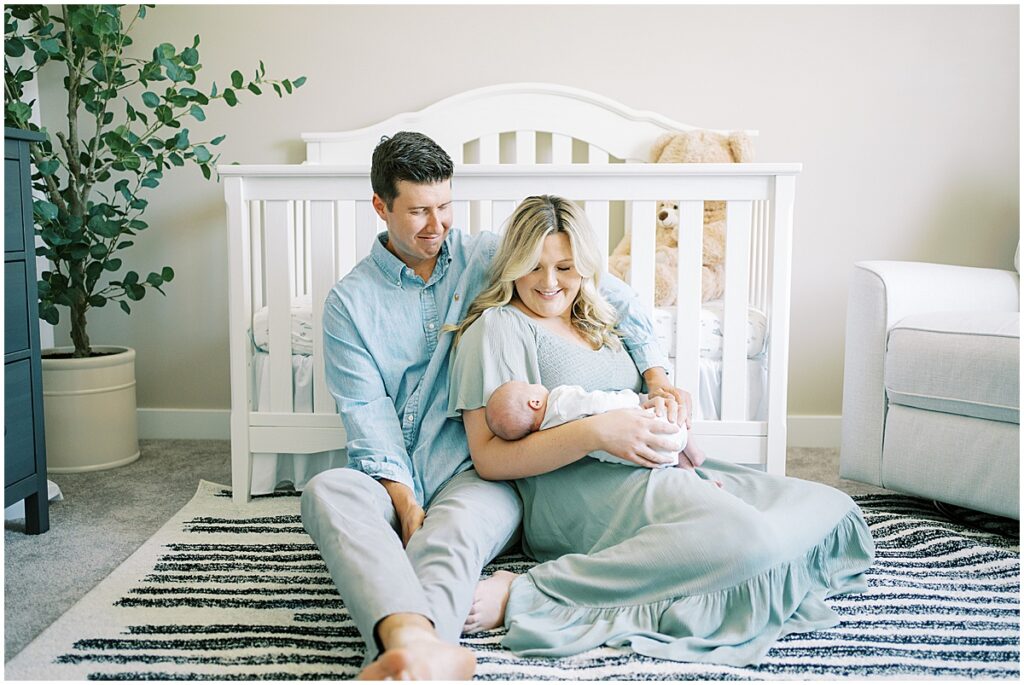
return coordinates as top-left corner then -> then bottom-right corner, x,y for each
447,196 -> 874,666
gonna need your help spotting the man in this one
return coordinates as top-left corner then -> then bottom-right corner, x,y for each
301,131 -> 688,680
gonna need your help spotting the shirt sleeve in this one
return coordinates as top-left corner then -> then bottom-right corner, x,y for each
322,288 -> 415,492
598,270 -> 672,377
448,307 -> 542,419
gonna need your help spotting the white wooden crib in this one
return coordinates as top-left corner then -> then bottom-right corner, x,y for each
221,83 -> 800,504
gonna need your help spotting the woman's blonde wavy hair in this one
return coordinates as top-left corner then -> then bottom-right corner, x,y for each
450,195 -> 622,351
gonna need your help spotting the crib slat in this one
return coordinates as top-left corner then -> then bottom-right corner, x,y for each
629,201 -> 656,315
355,201 -> 378,261
310,201 -> 335,414
586,145 -> 610,272
552,134 -> 572,164
720,201 -> 753,421
250,202 -> 264,312
454,200 -> 471,233
286,201 -> 298,298
336,201 -> 358,279
516,130 -> 536,164
265,201 -> 295,413
675,201 -> 704,398
492,201 -> 516,234
476,134 -> 499,232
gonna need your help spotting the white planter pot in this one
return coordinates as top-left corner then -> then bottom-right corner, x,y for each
41,345 -> 140,473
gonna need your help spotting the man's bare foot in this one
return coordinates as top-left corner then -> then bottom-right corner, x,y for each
360,616 -> 476,680
463,570 -> 518,634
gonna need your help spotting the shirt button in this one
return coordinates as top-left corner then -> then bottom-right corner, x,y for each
454,293 -> 460,301
428,323 -> 435,330
405,414 -> 414,424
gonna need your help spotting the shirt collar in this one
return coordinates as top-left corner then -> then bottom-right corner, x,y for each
370,231 -> 453,287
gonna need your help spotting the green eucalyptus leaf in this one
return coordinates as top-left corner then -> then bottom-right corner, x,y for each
41,304 -> 60,325
5,38 -> 26,57
230,70 -> 243,88
181,47 -> 199,66
247,82 -> 262,95
190,104 -> 205,121
175,129 -> 189,149
88,294 -> 107,307
34,200 -> 59,222
127,283 -> 146,300
90,244 -> 108,258
223,88 -> 237,106
292,76 -> 307,88
37,158 -> 60,176
123,271 -> 139,286
141,91 -> 160,108
117,240 -> 134,249
119,300 -> 131,315
283,79 -> 292,94
145,272 -> 163,286
193,145 -> 211,163
161,267 -> 174,281
141,177 -> 159,188
210,134 -> 226,145
104,258 -> 123,271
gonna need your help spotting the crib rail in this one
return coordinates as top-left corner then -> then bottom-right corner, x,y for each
223,163 -> 799,502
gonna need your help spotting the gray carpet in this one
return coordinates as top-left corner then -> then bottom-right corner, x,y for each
3,441 -> 889,662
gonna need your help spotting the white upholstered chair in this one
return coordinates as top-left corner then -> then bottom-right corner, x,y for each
840,259 -> 1020,519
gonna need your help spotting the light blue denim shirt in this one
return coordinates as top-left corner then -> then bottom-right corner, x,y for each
323,228 -> 669,506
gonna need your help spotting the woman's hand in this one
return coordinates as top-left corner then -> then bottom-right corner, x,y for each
643,367 -> 692,429
380,479 -> 426,547
590,408 -> 682,469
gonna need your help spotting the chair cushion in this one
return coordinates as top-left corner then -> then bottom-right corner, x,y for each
885,311 -> 1020,424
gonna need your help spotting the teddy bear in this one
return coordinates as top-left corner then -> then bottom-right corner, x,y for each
608,129 -> 754,304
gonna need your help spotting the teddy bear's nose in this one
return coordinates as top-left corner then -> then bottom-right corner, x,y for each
658,211 -> 668,221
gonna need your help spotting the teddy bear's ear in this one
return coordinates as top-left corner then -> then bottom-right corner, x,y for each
651,132 -> 679,162
727,132 -> 754,162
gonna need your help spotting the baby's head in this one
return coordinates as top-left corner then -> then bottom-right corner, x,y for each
485,380 -> 550,441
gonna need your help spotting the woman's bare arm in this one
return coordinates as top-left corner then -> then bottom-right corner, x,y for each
464,407 -> 680,480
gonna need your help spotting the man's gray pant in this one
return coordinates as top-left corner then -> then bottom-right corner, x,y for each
301,467 -> 522,661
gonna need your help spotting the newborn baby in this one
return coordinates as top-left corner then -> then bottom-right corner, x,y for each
486,380 -> 709,469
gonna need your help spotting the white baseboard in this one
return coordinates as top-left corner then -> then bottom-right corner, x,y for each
137,408 -> 230,440
138,408 -> 841,448
787,415 -> 841,448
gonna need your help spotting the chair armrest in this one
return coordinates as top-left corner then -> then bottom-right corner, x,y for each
840,261 -> 1019,486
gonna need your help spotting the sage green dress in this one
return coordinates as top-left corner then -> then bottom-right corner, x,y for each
449,306 -> 874,666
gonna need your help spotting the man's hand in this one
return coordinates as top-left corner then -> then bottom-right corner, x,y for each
643,367 -> 693,429
588,408 -> 680,468
380,479 -> 426,547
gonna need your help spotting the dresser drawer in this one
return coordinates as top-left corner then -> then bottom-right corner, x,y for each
5,260 -> 30,354
4,156 -> 26,253
5,359 -> 37,486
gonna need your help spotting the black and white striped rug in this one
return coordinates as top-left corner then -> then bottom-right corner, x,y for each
6,480 -> 1019,680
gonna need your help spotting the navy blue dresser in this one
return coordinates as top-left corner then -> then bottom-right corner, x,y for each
5,127 -> 49,534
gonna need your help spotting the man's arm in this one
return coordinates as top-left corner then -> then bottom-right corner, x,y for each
323,290 -> 424,544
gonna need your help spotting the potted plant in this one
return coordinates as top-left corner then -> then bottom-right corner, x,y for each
4,4 -> 305,471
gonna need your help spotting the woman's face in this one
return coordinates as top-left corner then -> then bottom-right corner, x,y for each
514,232 -> 583,320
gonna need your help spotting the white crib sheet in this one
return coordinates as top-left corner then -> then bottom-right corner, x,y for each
251,347 -> 768,494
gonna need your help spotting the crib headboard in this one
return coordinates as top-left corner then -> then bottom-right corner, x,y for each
302,82 -> 757,165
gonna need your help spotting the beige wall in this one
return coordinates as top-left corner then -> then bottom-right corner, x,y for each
41,4 -> 1019,418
